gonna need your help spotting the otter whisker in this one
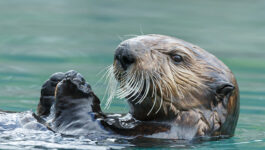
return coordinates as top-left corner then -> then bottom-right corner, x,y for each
104,66 -> 118,109
155,75 -> 164,114
117,34 -> 124,42
147,74 -> 157,116
123,71 -> 146,102
136,72 -> 150,104
117,83 -> 136,99
104,65 -> 113,81
124,72 -> 140,96
117,73 -> 137,98
150,75 -> 156,98
116,76 -> 129,94
105,65 -> 125,109
123,34 -> 140,38
94,65 -> 113,87
117,72 -> 140,99
151,70 -> 172,114
129,71 -> 145,102
117,85 -> 132,98
103,66 -> 114,101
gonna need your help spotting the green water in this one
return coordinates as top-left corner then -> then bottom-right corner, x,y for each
0,0 -> 264,149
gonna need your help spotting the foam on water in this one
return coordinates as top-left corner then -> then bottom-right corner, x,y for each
0,111 -> 125,150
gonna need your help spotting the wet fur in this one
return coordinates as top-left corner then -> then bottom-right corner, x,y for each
36,34 -> 239,139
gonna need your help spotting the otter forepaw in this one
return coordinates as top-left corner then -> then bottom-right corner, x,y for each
55,70 -> 92,98
37,72 -> 65,117
50,70 -> 104,133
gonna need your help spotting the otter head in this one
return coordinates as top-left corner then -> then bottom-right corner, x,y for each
106,34 -> 239,135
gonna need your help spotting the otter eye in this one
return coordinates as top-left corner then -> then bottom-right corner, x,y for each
171,54 -> 183,63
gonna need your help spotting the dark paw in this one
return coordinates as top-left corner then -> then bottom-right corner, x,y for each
55,70 -> 92,99
51,71 -> 104,132
37,72 -> 65,117
54,70 -> 101,115
36,70 -> 104,134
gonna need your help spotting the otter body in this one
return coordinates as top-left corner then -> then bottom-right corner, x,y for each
35,34 -> 239,139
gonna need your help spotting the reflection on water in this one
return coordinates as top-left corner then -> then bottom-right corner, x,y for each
0,0 -> 264,149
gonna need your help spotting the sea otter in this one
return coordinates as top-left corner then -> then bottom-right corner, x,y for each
35,34 -> 239,139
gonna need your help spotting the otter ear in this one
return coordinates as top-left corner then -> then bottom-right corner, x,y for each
216,82 -> 235,97
215,82 -> 235,106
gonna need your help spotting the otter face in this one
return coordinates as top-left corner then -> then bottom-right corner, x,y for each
106,34 -> 238,122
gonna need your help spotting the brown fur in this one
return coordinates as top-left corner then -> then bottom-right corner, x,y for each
36,34 -> 239,139
108,34 -> 239,136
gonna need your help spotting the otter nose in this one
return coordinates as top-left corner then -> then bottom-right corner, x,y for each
115,45 -> 136,70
